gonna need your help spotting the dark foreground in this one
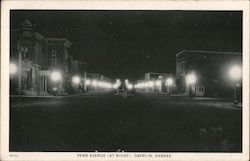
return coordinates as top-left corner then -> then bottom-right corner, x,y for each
10,93 -> 242,152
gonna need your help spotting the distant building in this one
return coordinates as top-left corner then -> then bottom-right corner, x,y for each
71,60 -> 87,77
145,72 -> 165,80
134,72 -> 176,93
85,73 -> 113,92
70,60 -> 87,93
86,73 -> 102,80
176,50 -> 242,97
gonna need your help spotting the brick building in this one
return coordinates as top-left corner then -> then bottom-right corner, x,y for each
10,20 -> 88,96
176,50 -> 242,97
45,38 -> 73,94
10,20 -> 48,95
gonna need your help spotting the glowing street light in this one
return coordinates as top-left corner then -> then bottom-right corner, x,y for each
229,65 -> 242,81
148,81 -> 154,87
92,79 -> 98,87
155,80 -> 162,86
113,84 -> 119,89
186,73 -> 197,85
127,84 -> 133,90
10,63 -> 17,75
50,71 -> 62,82
186,73 -> 197,98
72,76 -> 81,84
166,78 -> 174,95
228,65 -> 242,104
166,78 -> 174,86
125,79 -> 128,84
85,79 -> 91,86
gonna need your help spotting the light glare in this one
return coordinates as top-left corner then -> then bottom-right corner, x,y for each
186,73 -> 196,85
51,71 -> 62,82
10,63 -> 17,75
229,65 -> 242,80
166,78 -> 174,86
72,76 -> 81,84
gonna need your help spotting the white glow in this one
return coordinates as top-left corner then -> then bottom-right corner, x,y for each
125,79 -> 128,84
10,63 -> 17,75
98,81 -> 112,88
127,84 -> 133,90
92,80 -> 98,87
186,73 -> 197,85
229,65 -> 242,80
166,78 -> 174,86
52,87 -> 57,91
113,84 -> 119,89
85,79 -> 91,86
155,80 -> 162,86
145,82 -> 150,88
116,79 -> 120,83
72,76 -> 81,84
113,81 -> 121,89
50,71 -> 62,82
148,81 -> 154,87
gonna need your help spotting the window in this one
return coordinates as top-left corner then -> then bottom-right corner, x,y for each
65,50 -> 68,59
52,61 -> 56,67
52,50 -> 57,60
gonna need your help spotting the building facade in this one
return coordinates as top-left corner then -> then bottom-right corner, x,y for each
46,38 -> 73,94
10,20 -> 48,95
70,60 -> 87,93
10,20 -> 89,96
176,50 -> 242,97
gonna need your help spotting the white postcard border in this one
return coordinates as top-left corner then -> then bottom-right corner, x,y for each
1,1 -> 249,161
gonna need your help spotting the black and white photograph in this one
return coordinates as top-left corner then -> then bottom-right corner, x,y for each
1,1 -> 249,161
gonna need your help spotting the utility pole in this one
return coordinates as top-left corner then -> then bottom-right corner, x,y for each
18,46 -> 27,97
18,48 -> 22,97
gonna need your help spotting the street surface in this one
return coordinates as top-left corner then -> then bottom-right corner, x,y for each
10,93 -> 242,152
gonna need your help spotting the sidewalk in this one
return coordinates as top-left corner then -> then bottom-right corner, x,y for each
232,103 -> 242,108
11,95 -> 54,98
136,92 -> 233,101
10,92 -> 113,98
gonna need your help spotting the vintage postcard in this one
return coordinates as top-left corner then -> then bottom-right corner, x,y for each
1,0 -> 249,161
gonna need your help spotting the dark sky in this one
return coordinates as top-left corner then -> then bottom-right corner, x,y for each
11,10 -> 242,81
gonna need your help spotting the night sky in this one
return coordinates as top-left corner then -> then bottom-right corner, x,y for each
11,11 -> 242,81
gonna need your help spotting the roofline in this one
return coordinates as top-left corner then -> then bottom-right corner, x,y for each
46,38 -> 72,47
72,60 -> 87,65
176,49 -> 242,57
145,72 -> 168,75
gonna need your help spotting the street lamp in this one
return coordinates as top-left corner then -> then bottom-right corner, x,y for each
50,71 -> 62,82
18,46 -> 28,97
186,73 -> 197,98
92,79 -> 98,87
127,84 -> 133,90
228,65 -> 242,81
228,65 -> 242,104
155,80 -> 162,86
85,79 -> 91,86
186,73 -> 197,85
72,76 -> 81,84
125,79 -> 128,84
166,78 -> 173,86
10,63 -> 17,75
166,78 -> 174,95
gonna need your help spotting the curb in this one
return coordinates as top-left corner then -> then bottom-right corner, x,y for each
232,103 -> 242,108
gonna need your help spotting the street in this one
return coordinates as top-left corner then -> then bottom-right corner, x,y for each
10,93 -> 242,152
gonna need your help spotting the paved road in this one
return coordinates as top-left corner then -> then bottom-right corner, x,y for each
10,93 -> 242,152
